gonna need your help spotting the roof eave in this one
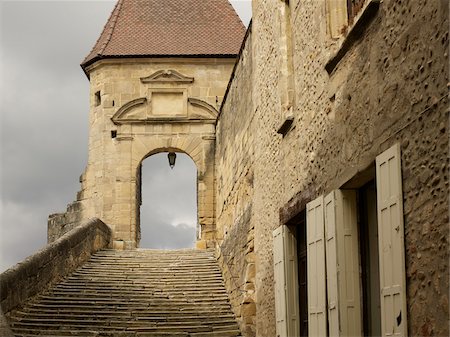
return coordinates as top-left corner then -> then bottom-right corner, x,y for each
80,53 -> 240,79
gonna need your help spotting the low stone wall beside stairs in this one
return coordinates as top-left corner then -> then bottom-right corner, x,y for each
48,200 -> 85,243
0,218 -> 112,314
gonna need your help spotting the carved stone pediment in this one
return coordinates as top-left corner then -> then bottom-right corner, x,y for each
111,97 -> 219,125
111,97 -> 147,125
140,70 -> 194,84
188,98 -> 219,119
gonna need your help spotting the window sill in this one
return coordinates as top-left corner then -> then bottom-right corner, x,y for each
325,0 -> 381,75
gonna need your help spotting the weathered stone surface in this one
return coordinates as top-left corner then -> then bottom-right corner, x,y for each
1,218 -> 112,314
49,58 -> 235,249
0,309 -> 13,337
6,249 -> 241,337
38,1 -> 448,336
216,0 -> 448,336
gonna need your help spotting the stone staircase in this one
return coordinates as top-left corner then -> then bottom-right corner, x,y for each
7,249 -> 241,337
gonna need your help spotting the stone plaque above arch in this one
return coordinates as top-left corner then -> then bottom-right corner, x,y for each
140,69 -> 194,84
111,96 -> 219,124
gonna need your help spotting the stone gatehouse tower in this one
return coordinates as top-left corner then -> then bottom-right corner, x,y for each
48,0 -> 245,249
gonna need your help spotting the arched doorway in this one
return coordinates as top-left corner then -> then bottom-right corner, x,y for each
138,152 -> 197,248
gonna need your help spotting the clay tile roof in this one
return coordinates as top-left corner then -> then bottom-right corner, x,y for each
81,0 -> 246,71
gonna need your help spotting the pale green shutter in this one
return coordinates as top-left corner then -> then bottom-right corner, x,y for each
376,143 -> 408,337
307,196 -> 327,336
338,190 -> 362,336
285,226 -> 300,337
325,190 -> 362,336
324,192 -> 340,335
273,226 -> 288,337
273,226 -> 300,337
327,0 -> 348,38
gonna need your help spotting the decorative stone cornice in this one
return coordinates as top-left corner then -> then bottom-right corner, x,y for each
140,70 -> 194,84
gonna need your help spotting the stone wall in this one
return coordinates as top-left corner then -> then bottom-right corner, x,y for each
0,218 -> 112,314
216,27 -> 255,336
216,0 -> 448,336
48,201 -> 84,243
50,58 -> 236,249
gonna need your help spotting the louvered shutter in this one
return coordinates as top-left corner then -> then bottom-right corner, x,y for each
273,226 -> 288,337
376,143 -> 408,337
307,196 -> 327,336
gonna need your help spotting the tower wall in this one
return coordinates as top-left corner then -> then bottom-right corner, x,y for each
49,58 -> 235,250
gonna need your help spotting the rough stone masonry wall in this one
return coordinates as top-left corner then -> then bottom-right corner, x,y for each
280,0 -> 449,335
216,28 -> 256,337
217,0 -> 448,336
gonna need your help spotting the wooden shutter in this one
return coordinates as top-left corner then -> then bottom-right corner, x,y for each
285,226 -> 300,337
325,190 -> 362,336
273,226 -> 288,337
324,192 -> 340,335
273,226 -> 300,337
306,196 -> 327,336
376,143 -> 408,337
327,0 -> 348,38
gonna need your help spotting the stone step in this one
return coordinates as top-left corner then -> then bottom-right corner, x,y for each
11,318 -> 239,329
21,303 -> 234,314
53,284 -> 228,294
8,249 -> 241,336
12,310 -> 237,321
77,268 -> 222,274
11,323 -> 239,333
46,291 -> 229,300
37,294 -> 228,306
67,273 -> 224,281
15,329 -> 241,337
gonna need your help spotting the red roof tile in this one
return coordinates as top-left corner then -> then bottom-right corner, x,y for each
81,0 -> 246,70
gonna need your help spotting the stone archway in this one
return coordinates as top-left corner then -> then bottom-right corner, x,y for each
134,145 -> 214,249
137,151 -> 198,248
48,61 -> 234,250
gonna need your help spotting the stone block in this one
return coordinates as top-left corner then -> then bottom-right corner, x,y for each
196,240 -> 207,250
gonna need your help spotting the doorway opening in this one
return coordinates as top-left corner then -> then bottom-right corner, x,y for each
288,210 -> 308,336
358,180 -> 382,336
138,152 -> 197,249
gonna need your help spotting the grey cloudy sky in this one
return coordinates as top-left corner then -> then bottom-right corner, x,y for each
0,0 -> 251,272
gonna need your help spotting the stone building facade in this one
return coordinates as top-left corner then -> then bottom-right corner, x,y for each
48,0 -> 448,336
48,0 -> 246,249
216,0 -> 448,336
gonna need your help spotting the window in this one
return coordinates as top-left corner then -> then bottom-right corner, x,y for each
327,0 -> 379,38
273,143 -> 408,337
95,91 -> 101,106
348,0 -> 367,24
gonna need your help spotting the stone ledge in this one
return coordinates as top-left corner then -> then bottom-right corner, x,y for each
0,218 -> 112,314
325,0 -> 380,75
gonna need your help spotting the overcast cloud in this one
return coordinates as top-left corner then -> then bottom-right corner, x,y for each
0,0 -> 251,272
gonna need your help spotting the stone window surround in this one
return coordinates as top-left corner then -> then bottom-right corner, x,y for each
326,0 -> 381,74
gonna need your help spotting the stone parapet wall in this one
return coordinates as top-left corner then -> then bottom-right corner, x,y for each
1,218 -> 112,314
48,200 -> 85,243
